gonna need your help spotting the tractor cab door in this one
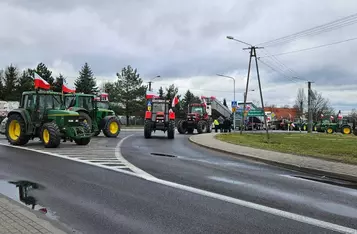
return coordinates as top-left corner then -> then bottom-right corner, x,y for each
21,94 -> 35,119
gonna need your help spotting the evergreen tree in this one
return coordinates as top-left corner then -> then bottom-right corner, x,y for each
158,86 -> 164,98
165,84 -> 178,101
35,63 -> 54,87
103,82 -> 116,102
74,62 -> 98,94
113,65 -> 146,125
15,70 -> 34,100
53,74 -> 65,92
3,64 -> 19,101
223,98 -> 228,107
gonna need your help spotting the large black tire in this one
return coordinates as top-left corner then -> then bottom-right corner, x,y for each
341,125 -> 352,134
206,122 -> 212,133
40,122 -> 61,148
144,121 -> 152,138
102,117 -> 121,138
78,111 -> 92,131
167,120 -> 175,139
177,120 -> 187,134
197,120 -> 207,134
6,114 -> 30,146
74,122 -> 91,145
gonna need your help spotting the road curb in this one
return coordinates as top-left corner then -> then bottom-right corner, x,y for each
188,135 -> 357,183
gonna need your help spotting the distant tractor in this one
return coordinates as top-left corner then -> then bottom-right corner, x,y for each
144,98 -> 175,139
178,102 -> 212,134
5,90 -> 92,148
315,118 -> 352,134
64,93 -> 120,137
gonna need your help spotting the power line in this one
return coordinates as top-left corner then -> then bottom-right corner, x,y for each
259,36 -> 357,58
257,12 -> 357,47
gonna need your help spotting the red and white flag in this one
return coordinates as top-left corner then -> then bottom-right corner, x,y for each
172,96 -> 179,107
330,115 -> 334,120
62,81 -> 76,93
34,72 -> 50,90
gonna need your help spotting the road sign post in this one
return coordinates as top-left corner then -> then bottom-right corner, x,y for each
231,101 -> 237,131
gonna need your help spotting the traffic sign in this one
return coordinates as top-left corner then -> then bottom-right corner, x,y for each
147,101 -> 152,106
231,101 -> 237,107
232,107 -> 236,112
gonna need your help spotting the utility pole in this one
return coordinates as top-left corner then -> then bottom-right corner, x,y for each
307,81 -> 313,133
148,81 -> 152,91
240,46 -> 269,140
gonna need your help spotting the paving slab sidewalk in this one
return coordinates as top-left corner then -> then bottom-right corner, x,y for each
0,194 -> 70,234
189,133 -> 357,182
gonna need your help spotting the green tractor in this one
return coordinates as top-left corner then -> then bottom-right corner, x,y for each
315,118 -> 352,134
64,93 -> 120,137
5,90 -> 92,148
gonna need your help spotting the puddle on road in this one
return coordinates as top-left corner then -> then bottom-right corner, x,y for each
0,180 -> 58,220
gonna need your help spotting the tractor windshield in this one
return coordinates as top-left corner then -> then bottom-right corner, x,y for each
190,106 -> 204,115
64,96 -> 76,109
96,101 -> 109,109
152,102 -> 167,113
38,94 -> 63,110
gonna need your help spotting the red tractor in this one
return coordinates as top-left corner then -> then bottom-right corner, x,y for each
144,97 -> 175,139
177,100 -> 213,134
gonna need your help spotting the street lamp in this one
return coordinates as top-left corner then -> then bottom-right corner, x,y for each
226,36 -> 253,47
148,75 -> 161,91
216,74 -> 236,130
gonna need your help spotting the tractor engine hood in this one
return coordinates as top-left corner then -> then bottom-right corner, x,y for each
47,109 -> 80,117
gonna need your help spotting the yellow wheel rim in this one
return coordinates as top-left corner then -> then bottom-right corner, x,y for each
314,126 -> 317,131
43,129 -> 50,144
343,127 -> 351,134
303,125 -> 306,131
8,120 -> 21,141
83,119 -> 87,123
109,122 -> 119,134
327,128 -> 333,134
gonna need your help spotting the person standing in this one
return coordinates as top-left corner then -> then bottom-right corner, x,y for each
213,119 -> 219,132
218,115 -> 224,132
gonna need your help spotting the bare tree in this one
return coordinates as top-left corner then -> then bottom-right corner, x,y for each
348,108 -> 357,119
310,90 -> 334,121
295,88 -> 306,117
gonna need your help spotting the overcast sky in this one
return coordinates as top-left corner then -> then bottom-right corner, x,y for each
1,0 -> 357,114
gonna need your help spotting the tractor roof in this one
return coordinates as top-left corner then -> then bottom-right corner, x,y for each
190,103 -> 204,106
23,90 -> 62,95
151,99 -> 169,103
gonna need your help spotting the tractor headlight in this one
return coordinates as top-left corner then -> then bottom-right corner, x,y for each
68,120 -> 74,122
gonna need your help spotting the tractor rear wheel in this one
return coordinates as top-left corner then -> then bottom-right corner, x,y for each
197,120 -> 207,134
6,114 -> 30,146
144,121 -> 152,138
103,117 -> 120,138
167,120 -> 175,139
74,122 -> 91,145
341,125 -> 352,134
41,122 -> 61,148
177,120 -> 187,134
78,112 -> 92,130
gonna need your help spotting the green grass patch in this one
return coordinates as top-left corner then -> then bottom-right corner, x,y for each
215,133 -> 357,164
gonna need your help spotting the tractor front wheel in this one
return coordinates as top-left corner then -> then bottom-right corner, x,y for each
326,127 -> 334,134
6,114 -> 30,146
103,117 -> 121,138
41,122 -> 61,148
197,120 -> 207,134
167,120 -> 175,139
144,121 -> 152,138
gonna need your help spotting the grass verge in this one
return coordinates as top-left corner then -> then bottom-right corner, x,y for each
215,133 -> 357,164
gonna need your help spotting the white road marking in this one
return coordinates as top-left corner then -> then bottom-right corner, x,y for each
1,142 -> 356,233
208,176 -> 246,185
115,134 -> 156,179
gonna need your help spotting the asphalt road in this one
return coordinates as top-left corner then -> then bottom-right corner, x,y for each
121,131 -> 357,230
0,131 -> 356,233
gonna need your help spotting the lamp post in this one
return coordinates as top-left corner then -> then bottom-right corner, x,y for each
148,75 -> 161,91
216,74 -> 236,130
